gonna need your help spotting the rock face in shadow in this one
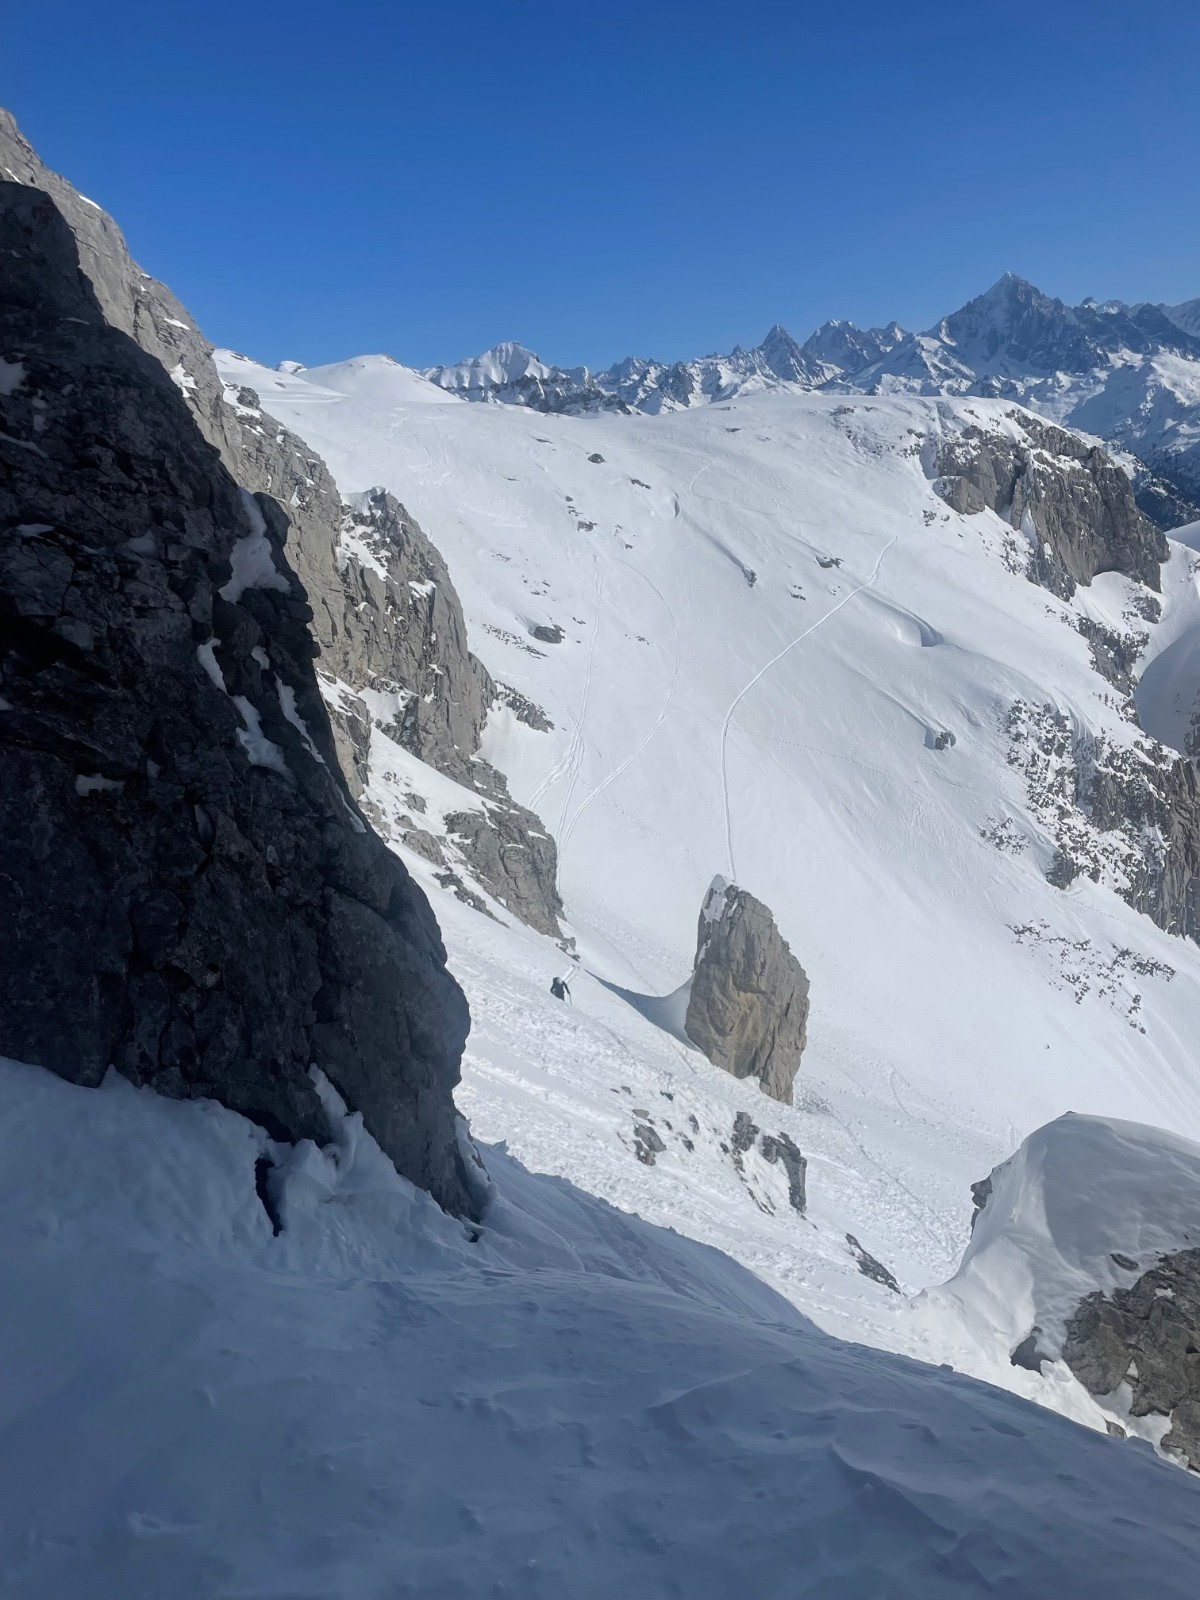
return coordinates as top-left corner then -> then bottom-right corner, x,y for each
1063,1248 -> 1200,1471
929,412 -> 1167,599
0,182 -> 475,1217
0,108 -> 563,941
684,878 -> 810,1104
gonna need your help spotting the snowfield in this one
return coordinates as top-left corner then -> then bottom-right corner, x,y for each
3,1058 -> 1199,1598
216,349 -> 1200,1440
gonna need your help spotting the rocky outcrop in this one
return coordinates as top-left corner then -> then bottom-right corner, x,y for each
0,182 -> 476,1216
684,878 -> 810,1104
760,1132 -> 808,1214
222,386 -> 564,940
1063,1249 -> 1200,1471
929,413 -> 1168,599
846,1233 -> 901,1293
1006,699 -> 1200,943
0,109 -> 563,941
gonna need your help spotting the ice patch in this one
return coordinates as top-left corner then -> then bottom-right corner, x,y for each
278,682 -> 326,766
0,359 -> 26,396
195,639 -> 226,691
231,696 -> 291,778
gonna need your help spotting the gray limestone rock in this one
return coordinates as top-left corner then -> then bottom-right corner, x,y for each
759,1132 -> 807,1214
846,1234 -> 901,1294
929,413 -> 1167,600
632,1121 -> 666,1166
684,878 -> 810,1104
444,800 -> 562,937
1006,698 -> 1200,944
0,182 -> 475,1218
1062,1248 -> 1200,1471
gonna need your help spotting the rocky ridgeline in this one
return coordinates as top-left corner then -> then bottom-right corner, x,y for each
223,390 -> 563,936
1003,690 -> 1200,946
0,182 -> 476,1215
924,405 -> 1200,946
0,109 -> 562,942
684,878 -> 810,1104
928,412 -> 1168,600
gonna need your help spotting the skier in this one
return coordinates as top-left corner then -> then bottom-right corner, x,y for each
550,975 -> 571,1003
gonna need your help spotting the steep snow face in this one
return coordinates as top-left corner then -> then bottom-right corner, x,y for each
214,351 -> 1200,1429
4,1058 -> 1200,1598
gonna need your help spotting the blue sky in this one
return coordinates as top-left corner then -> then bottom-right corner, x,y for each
4,0 -> 1198,369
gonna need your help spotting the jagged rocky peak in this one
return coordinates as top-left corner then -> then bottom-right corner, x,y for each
929,411 -> 1168,599
683,877 -> 810,1104
755,323 -> 810,382
932,271 -> 1200,373
800,316 -> 906,375
0,180 -> 478,1216
930,272 -> 1088,370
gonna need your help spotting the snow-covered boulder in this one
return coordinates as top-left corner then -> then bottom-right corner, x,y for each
929,1113 -> 1200,1465
684,877 -> 810,1103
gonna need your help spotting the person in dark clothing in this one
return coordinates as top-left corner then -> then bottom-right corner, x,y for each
550,975 -> 571,1002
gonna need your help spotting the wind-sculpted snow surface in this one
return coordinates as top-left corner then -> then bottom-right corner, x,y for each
2,1059 -> 1198,1598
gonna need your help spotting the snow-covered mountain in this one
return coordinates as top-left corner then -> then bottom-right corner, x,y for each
6,104 -> 1200,1593
215,343 -> 1200,1442
425,273 -> 1200,524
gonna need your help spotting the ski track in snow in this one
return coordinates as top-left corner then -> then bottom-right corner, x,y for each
559,560 -> 681,859
720,531 -> 899,879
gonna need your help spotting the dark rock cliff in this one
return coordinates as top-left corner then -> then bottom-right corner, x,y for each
0,182 -> 476,1216
0,107 -> 563,941
1063,1248 -> 1200,1472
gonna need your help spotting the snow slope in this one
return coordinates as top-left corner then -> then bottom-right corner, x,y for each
3,1057 -> 1198,1598
216,348 -> 1200,1428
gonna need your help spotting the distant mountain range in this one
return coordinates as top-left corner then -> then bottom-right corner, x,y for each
417,275 -> 1200,527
